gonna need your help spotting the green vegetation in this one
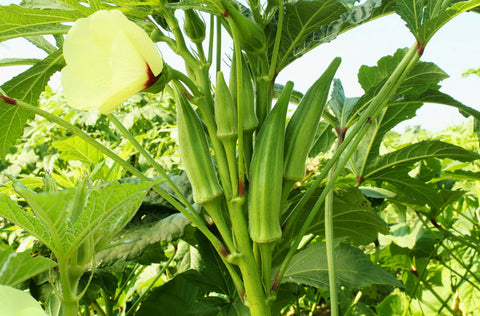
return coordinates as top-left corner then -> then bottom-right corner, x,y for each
1,0 -> 480,315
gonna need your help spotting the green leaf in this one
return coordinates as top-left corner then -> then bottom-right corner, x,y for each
307,188 -> 388,245
136,271 -> 199,316
0,247 -> 57,287
376,293 -> 409,316
0,58 -> 41,67
53,136 -> 105,165
396,89 -> 480,121
97,212 -> 190,266
283,188 -> 388,246
364,140 -> 480,179
349,103 -> 421,178
70,181 -> 154,255
0,194 -> 57,253
0,50 -> 64,160
358,48 -> 448,94
417,0 -> 480,44
309,121 -> 336,157
20,0 -> 77,10
367,166 -> 464,213
282,242 -> 403,289
394,0 -> 424,36
0,5 -> 85,42
268,0 -> 346,71
25,35 -> 57,54
329,79 -> 359,128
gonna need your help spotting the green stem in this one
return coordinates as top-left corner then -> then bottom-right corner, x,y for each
274,44 -> 420,289
230,24 -> 246,192
325,135 -> 343,316
267,0 -> 285,80
91,301 -> 107,316
101,288 -> 113,316
57,259 -> 83,316
170,68 -> 201,95
258,242 -> 275,297
223,138 -> 239,198
196,42 -> 207,63
126,246 -> 177,315
106,113 -> 195,217
325,168 -> 338,315
216,16 -> 222,73
229,198 -> 270,316
203,198 -> 235,251
208,15 -> 214,65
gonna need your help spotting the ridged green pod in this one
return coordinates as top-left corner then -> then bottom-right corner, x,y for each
215,71 -> 237,140
248,81 -> 294,243
183,9 -> 206,44
174,84 -> 223,204
284,57 -> 341,181
222,0 -> 265,55
229,52 -> 258,131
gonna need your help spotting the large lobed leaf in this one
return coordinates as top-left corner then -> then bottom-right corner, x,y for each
282,242 -> 403,289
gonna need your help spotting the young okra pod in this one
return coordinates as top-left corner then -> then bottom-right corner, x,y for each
248,81 -> 294,243
173,83 -> 223,204
284,57 -> 341,181
229,51 -> 259,132
215,71 -> 237,141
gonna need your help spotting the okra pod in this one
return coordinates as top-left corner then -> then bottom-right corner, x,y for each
215,71 -> 237,141
284,57 -> 341,181
174,83 -> 223,204
248,81 -> 294,243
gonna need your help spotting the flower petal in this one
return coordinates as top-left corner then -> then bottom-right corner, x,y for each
122,15 -> 163,77
61,66 -> 108,111
63,15 -> 111,88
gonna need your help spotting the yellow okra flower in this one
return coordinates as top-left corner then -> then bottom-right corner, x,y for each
61,10 -> 164,114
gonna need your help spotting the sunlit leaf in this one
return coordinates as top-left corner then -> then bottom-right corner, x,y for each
0,5 -> 85,42
0,247 -> 56,287
53,136 -> 105,165
0,50 -> 64,159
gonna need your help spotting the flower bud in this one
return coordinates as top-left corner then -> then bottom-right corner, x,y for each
222,0 -> 265,55
183,9 -> 206,44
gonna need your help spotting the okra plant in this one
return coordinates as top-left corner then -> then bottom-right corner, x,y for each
1,0 -> 480,315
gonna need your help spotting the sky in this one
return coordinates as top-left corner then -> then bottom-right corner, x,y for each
1,1 -> 479,133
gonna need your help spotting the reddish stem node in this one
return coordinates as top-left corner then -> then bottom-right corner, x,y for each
0,95 -> 17,105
